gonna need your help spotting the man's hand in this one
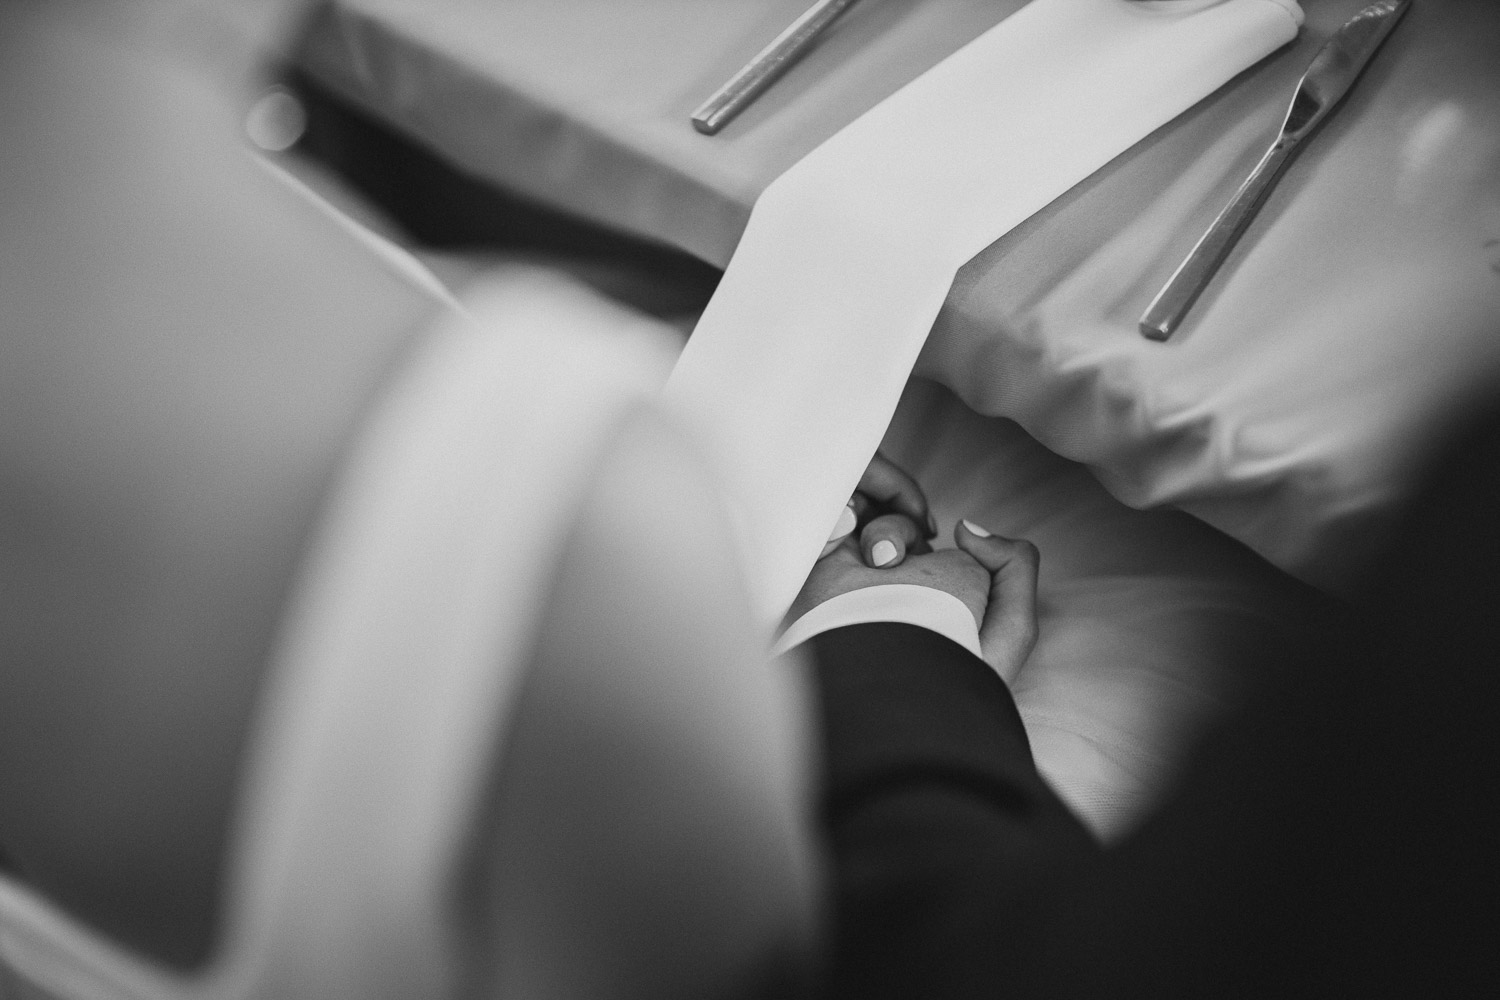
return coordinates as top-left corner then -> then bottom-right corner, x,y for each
791,535 -> 991,627
792,517 -> 1040,683
954,520 -> 1039,684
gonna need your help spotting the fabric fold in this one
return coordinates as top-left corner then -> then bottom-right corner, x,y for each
664,0 -> 1302,622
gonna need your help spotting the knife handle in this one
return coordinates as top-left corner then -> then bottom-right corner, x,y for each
692,0 -> 861,135
1140,139 -> 1296,341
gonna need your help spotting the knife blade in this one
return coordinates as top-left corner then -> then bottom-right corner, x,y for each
1139,0 -> 1412,342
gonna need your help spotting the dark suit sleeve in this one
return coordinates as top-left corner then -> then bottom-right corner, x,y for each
808,623 -> 1098,1000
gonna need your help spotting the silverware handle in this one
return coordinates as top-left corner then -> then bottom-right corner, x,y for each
692,0 -> 861,135
1139,139 -> 1295,341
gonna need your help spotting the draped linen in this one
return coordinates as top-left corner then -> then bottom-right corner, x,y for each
663,0 -> 1303,620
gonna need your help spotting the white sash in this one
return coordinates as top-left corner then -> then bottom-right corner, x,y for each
664,0 -> 1302,623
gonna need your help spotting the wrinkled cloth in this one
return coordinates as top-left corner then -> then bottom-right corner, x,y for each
918,0 -> 1500,594
663,0 -> 1302,619
298,0 -> 1500,596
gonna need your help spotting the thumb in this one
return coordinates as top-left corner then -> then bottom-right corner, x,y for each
955,519 -> 1039,683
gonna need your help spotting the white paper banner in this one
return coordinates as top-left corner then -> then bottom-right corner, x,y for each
663,0 -> 1302,623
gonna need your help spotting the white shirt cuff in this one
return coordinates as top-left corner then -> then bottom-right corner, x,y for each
773,584 -> 983,660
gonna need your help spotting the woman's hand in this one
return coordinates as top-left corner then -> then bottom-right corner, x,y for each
795,516 -> 1040,682
821,451 -> 938,560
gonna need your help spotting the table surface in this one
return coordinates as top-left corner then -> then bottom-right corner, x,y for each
296,0 -> 1030,264
295,0 -> 1500,592
294,0 -> 1473,267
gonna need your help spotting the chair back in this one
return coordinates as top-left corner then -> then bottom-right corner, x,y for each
0,273 -> 819,1000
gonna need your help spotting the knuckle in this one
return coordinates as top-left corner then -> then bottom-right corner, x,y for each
878,511 -> 922,534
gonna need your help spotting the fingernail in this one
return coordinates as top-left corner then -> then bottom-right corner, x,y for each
926,511 -> 938,536
872,539 -> 899,567
961,518 -> 992,538
830,503 -> 858,541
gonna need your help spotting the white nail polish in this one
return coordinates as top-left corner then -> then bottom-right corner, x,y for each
961,519 -> 992,538
872,539 -> 898,567
831,503 -> 858,540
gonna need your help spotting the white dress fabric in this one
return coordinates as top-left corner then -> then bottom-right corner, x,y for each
877,378 -> 1319,838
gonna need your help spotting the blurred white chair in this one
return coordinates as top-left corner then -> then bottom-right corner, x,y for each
0,271 -> 820,1000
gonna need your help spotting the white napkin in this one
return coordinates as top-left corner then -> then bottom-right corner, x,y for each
663,0 -> 1302,624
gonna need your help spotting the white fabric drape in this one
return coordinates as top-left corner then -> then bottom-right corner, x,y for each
664,0 -> 1302,623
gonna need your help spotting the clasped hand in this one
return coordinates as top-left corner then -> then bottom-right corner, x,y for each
787,454 -> 1040,682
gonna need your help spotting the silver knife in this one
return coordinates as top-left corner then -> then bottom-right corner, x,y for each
1139,0 -> 1412,342
692,0 -> 863,136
